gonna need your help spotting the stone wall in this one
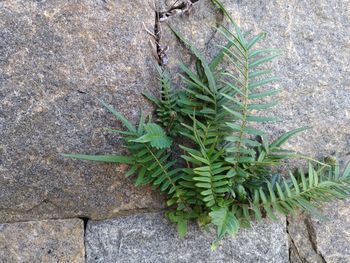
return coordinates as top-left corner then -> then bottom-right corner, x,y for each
0,0 -> 349,262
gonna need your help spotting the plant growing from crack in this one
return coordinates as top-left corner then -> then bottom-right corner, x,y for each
63,0 -> 350,249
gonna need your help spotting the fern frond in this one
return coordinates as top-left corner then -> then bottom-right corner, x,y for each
208,13 -> 281,171
143,65 -> 181,136
170,26 -> 217,94
179,119 -> 232,208
209,207 -> 240,249
249,162 -> 350,221
118,113 -> 188,209
170,27 -> 233,152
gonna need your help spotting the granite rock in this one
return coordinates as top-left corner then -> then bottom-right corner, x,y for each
0,218 -> 84,263
85,212 -> 288,263
311,199 -> 350,263
0,0 -> 163,222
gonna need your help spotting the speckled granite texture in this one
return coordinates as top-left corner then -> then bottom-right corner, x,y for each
85,212 -> 288,263
0,0 -> 162,223
0,218 -> 84,262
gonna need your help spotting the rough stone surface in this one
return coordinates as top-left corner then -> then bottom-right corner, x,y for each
289,200 -> 350,263
0,0 -> 163,223
0,218 -> 84,262
312,199 -> 350,263
85,212 -> 288,263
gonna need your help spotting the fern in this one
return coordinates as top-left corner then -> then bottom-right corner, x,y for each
131,123 -> 172,149
210,207 -> 239,249
216,20 -> 281,169
143,65 -> 181,136
249,161 -> 350,222
63,0 -> 350,249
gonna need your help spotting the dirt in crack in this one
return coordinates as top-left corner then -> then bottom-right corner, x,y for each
79,217 -> 90,261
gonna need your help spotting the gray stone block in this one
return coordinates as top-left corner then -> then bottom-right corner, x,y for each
85,212 -> 288,263
0,218 -> 84,263
312,199 -> 350,263
0,0 -> 163,223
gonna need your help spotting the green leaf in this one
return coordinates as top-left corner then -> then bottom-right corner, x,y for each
267,181 -> 277,202
223,106 -> 244,119
248,77 -> 279,89
98,99 -> 136,132
249,48 -> 280,58
209,207 -> 240,240
62,154 -> 134,164
299,168 -> 308,191
131,123 -> 172,149
212,0 -> 245,49
264,205 -> 278,221
246,115 -> 278,122
309,163 -> 314,187
212,0 -> 238,27
195,182 -> 212,188
253,205 -> 263,222
276,183 -> 285,201
249,88 -> 281,99
201,189 -> 213,195
249,69 -> 273,79
170,26 -> 217,93
210,41 -> 234,70
249,53 -> 280,68
247,32 -> 267,49
177,219 -> 188,238
188,153 -> 210,165
290,173 -> 300,194
138,111 -> 145,134
247,101 -> 278,110
125,164 -> 138,177
259,187 -> 268,204
194,177 -> 211,183
142,92 -> 160,106
270,127 -> 310,149
135,167 -> 148,186
343,162 -> 350,177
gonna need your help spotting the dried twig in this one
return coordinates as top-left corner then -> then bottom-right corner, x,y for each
144,0 -> 200,66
